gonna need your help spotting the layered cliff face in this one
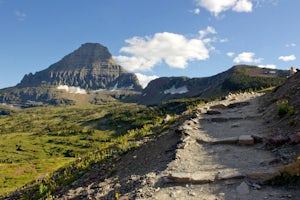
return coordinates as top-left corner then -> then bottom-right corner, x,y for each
18,43 -> 142,91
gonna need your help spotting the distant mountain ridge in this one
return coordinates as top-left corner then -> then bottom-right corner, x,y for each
18,43 -> 142,91
138,65 -> 289,105
0,43 -> 290,107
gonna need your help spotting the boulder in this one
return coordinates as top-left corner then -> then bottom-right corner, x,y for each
266,134 -> 289,146
289,132 -> 300,144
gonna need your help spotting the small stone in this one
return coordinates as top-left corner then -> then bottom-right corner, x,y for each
231,123 -> 240,128
239,135 -> 254,145
188,191 -> 196,196
236,181 -> 249,195
119,196 -> 129,200
251,183 -> 261,190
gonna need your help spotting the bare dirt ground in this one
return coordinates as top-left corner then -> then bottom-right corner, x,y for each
54,93 -> 300,200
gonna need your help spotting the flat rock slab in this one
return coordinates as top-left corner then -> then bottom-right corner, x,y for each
212,136 -> 239,144
167,172 -> 215,184
216,171 -> 245,180
246,169 -> 280,181
239,135 -> 254,145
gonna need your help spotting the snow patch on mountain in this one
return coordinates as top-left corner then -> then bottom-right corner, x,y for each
164,85 -> 188,95
111,82 -> 134,91
57,85 -> 87,94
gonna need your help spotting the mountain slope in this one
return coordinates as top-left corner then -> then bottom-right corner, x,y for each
261,70 -> 300,134
139,65 -> 289,105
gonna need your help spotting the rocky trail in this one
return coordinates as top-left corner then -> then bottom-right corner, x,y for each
54,93 -> 300,200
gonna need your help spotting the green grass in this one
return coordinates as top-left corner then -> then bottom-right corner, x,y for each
0,96 -> 207,198
0,102 -> 164,197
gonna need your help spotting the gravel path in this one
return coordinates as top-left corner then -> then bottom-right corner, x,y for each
54,93 -> 300,200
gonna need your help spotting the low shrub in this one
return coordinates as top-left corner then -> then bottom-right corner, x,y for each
277,100 -> 295,117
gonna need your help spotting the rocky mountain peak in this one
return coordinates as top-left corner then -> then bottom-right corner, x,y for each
51,43 -> 117,70
18,43 -> 141,90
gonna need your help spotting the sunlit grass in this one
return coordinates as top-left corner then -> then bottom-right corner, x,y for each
0,102 -> 164,197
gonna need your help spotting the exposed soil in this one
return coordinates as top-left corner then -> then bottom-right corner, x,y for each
53,93 -> 300,200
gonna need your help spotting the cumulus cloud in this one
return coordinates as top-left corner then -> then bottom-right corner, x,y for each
233,52 -> 262,63
194,0 -> 253,16
278,55 -> 296,62
258,64 -> 276,69
135,73 -> 159,88
115,27 -> 217,72
232,0 -> 253,12
227,52 -> 235,57
14,10 -> 27,21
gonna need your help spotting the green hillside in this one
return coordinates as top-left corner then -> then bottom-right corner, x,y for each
0,102 -> 164,197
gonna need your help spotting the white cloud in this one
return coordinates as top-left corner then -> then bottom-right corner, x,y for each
194,0 -> 253,16
192,8 -> 201,14
199,26 -> 217,39
278,55 -> 296,62
14,10 -> 27,21
115,27 -> 216,72
285,43 -> 296,48
135,73 -> 159,88
233,52 -> 263,63
219,38 -> 229,43
258,64 -> 276,69
227,52 -> 235,57
233,0 -> 253,12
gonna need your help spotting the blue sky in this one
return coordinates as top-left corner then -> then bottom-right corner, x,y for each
0,0 -> 299,89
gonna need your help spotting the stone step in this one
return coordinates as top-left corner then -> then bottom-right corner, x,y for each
165,172 -> 215,184
164,168 -> 280,185
216,171 -> 245,180
206,135 -> 255,145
